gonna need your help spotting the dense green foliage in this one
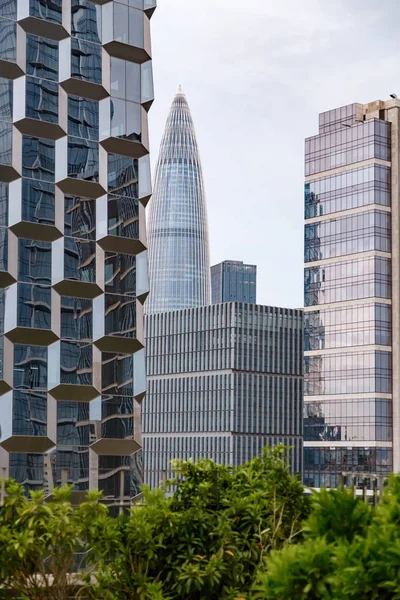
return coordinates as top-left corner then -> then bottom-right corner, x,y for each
252,479 -> 400,599
0,446 -> 308,599
4,448 -> 400,599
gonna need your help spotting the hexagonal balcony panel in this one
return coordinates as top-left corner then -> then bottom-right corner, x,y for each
52,236 -> 104,299
17,0 -> 70,41
13,77 -> 68,140
55,136 -> 107,198
100,99 -> 149,159
102,3 -> 151,64
4,283 -> 58,345
8,179 -> 63,242
0,390 -> 56,453
0,20 -> 25,79
96,194 -> 146,255
48,340 -> 101,400
93,293 -> 144,354
90,437 -> 140,455
59,38 -> 110,101
0,122 -> 22,182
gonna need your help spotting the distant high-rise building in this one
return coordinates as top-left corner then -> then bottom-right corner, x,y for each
211,260 -> 257,304
304,100 -> 395,488
146,87 -> 211,313
0,0 -> 156,506
143,302 -> 303,487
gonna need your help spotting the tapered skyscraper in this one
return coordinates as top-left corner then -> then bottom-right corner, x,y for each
146,87 -> 210,313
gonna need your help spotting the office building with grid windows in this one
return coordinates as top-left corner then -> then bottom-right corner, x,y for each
303,100 -> 400,488
0,0 -> 155,507
143,302 -> 303,488
146,86 -> 211,314
211,260 -> 257,304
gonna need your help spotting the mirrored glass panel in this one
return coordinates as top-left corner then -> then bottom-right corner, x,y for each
105,251 -> 135,295
18,238 -> 51,284
22,136 -> 55,182
22,179 -> 55,226
60,296 -> 92,340
13,344 -> 48,390
68,96 -> 98,140
104,293 -> 136,338
26,77 -> 58,124
71,38 -> 101,84
64,237 -> 96,282
29,0 -> 62,24
64,196 -> 95,239
0,77 -> 12,120
26,35 -> 58,82
60,340 -> 92,385
71,0 -> 101,43
67,136 -> 99,182
17,283 -> 51,329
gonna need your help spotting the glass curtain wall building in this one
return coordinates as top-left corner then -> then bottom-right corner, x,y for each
146,86 -> 211,313
303,100 -> 398,488
0,0 -> 155,506
211,260 -> 257,304
143,302 -> 303,488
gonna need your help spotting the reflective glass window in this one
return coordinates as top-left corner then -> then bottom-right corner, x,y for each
105,252 -> 136,295
67,136 -> 99,182
29,0 -> 62,24
0,77 -> 12,120
60,296 -> 92,340
26,35 -> 58,82
22,136 -> 55,182
26,77 -> 58,123
68,96 -> 98,140
101,396 -> 133,439
9,453 -> 44,492
110,97 -> 141,141
104,293 -> 136,338
108,153 -> 138,196
0,227 -> 8,270
0,183 -> 7,225
71,0 -> 101,43
0,120 -> 11,165
0,18 -> 16,62
64,237 -> 96,283
18,239 -> 52,284
21,179 -> 55,226
107,195 -> 139,239
14,344 -> 47,390
17,283 -> 51,329
13,391 -> 47,436
64,196 -> 95,239
57,401 -> 90,446
0,0 -> 16,19
101,352 -> 133,395
71,38 -> 101,84
60,340 -> 92,385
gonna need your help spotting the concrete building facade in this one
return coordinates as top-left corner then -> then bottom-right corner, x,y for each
0,0 -> 155,506
303,99 -> 400,488
143,302 -> 303,488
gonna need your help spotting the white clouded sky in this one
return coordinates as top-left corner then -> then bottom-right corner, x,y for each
148,0 -> 399,308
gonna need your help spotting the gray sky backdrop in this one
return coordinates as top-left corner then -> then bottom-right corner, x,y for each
149,0 -> 398,308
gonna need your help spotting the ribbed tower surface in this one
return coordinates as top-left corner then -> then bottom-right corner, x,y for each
146,87 -> 211,313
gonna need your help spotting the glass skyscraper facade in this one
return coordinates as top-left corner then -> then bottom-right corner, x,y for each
304,101 -> 395,488
0,0 -> 155,506
146,87 -> 211,314
211,260 -> 257,304
143,302 -> 303,488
